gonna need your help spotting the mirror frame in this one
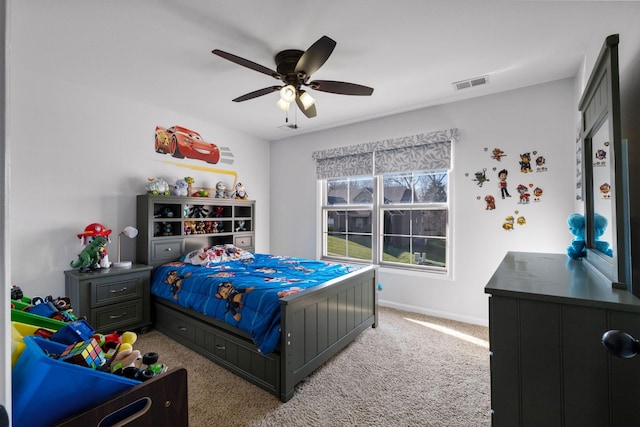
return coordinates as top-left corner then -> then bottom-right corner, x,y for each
578,34 -> 631,289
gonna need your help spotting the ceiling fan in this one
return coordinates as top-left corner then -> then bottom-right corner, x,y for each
212,36 -> 374,118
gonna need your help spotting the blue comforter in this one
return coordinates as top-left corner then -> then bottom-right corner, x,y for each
151,254 -> 360,354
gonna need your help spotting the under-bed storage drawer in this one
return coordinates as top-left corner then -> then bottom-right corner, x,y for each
153,301 -> 280,394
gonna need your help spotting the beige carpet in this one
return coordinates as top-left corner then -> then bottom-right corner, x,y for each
134,306 -> 491,427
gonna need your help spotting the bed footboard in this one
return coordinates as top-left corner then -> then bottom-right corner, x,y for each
151,265 -> 378,403
279,265 -> 378,402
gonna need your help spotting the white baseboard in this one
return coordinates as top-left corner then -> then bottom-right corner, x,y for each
378,299 -> 489,327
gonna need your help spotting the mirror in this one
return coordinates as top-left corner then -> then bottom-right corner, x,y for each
589,120 -> 614,256
579,34 -> 631,290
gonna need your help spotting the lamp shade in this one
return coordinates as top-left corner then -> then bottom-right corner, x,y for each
279,85 -> 296,103
276,98 -> 290,112
298,90 -> 315,110
113,226 -> 138,268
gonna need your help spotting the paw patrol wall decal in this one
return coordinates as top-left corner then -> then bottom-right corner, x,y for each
466,145 -> 548,231
498,169 -> 511,199
472,168 -> 490,187
519,152 -> 533,173
491,148 -> 507,162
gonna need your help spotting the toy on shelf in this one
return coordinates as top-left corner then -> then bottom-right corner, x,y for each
71,223 -> 113,272
188,204 -> 209,218
145,177 -> 170,195
566,213 -> 586,260
172,178 -> 189,196
72,223 -> 112,271
215,181 -> 226,198
566,212 -> 613,259
235,182 -> 249,200
185,176 -> 195,195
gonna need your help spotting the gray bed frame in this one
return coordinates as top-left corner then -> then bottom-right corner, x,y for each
149,249 -> 378,402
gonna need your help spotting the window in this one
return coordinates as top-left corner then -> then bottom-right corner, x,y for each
313,129 -> 457,274
322,170 -> 449,273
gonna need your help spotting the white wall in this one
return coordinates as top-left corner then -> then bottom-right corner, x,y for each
8,68 -> 271,299
270,78 -> 577,325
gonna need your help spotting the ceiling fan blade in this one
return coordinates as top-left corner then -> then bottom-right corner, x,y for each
308,80 -> 374,96
232,86 -> 281,102
295,36 -> 336,78
212,49 -> 282,80
295,96 -> 317,118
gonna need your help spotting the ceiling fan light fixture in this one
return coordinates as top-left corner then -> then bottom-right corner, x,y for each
280,85 -> 296,103
299,90 -> 316,110
276,98 -> 290,111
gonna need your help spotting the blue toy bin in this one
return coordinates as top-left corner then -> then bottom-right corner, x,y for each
13,336 -> 140,427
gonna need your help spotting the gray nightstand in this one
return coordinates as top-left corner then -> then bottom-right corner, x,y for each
64,264 -> 152,334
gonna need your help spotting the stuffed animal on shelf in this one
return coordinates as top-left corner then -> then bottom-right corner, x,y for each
235,182 -> 248,200
566,212 -> 613,259
172,178 -> 189,196
594,212 -> 613,256
566,213 -> 586,259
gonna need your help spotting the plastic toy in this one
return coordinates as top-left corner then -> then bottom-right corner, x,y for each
70,235 -> 108,271
121,352 -> 167,381
59,338 -> 105,370
235,182 -> 249,200
215,181 -> 226,198
185,176 -> 195,195
75,223 -> 112,269
145,177 -> 170,195
11,285 -> 23,301
110,348 -> 142,374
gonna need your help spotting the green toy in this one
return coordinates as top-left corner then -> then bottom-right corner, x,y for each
70,236 -> 107,271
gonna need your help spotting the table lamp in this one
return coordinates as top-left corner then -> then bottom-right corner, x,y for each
113,226 -> 138,268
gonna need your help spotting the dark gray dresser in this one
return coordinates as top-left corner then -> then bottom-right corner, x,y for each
485,251 -> 640,427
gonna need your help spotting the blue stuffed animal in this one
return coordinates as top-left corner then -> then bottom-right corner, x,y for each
567,213 -> 586,259
593,212 -> 613,256
566,212 -> 613,259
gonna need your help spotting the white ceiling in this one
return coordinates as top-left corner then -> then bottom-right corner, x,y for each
11,1 -> 640,141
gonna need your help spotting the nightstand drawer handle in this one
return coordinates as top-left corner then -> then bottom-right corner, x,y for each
109,313 -> 127,320
110,287 -> 128,293
178,326 -> 187,331
165,248 -> 172,252
215,344 -> 226,351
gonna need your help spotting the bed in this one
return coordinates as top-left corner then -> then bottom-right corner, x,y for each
147,240 -> 378,402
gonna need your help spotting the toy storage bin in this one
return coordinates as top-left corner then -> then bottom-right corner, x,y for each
10,307 -> 67,331
10,322 -> 55,367
13,336 -> 140,427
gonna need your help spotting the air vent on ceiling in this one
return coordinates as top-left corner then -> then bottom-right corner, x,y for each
452,75 -> 489,91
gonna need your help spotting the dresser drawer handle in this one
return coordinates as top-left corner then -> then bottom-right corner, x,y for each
109,313 -> 127,320
215,344 -> 226,351
165,248 -> 172,252
109,287 -> 128,293
178,326 -> 187,331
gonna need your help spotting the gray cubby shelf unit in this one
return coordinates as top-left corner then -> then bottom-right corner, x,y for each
136,194 -> 255,267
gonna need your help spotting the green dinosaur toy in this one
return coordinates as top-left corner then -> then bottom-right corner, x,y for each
70,236 -> 107,271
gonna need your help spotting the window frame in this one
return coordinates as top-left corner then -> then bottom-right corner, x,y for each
320,170 -> 450,274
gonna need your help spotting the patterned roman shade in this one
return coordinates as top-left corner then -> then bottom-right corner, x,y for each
312,128 -> 459,179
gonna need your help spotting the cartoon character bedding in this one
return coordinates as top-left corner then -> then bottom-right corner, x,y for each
151,244 -> 362,354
